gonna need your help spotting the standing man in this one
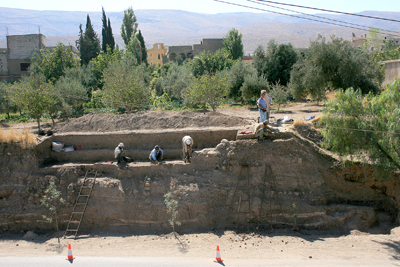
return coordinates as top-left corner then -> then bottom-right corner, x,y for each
257,90 -> 271,123
182,135 -> 194,163
149,145 -> 163,164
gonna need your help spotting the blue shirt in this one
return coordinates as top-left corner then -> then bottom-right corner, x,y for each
149,148 -> 163,160
258,98 -> 266,110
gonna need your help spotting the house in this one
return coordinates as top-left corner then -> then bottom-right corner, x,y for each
0,34 -> 79,82
162,38 -> 224,64
147,43 -> 167,65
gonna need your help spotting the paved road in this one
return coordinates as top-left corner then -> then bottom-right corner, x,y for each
2,256 -> 398,267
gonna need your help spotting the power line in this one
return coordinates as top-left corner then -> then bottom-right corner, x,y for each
254,0 -> 400,23
247,0 -> 400,35
213,0 -> 400,37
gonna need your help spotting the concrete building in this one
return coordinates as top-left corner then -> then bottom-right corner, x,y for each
163,38 -> 224,64
379,59 -> 400,86
147,43 -> 167,65
0,34 -> 79,82
351,34 -> 367,49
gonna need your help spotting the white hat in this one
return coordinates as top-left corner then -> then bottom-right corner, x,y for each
185,139 -> 191,145
119,143 -> 124,147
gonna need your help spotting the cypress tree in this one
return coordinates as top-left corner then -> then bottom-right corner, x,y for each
101,7 -> 108,52
136,30 -> 147,65
107,18 -> 115,52
76,15 -> 100,65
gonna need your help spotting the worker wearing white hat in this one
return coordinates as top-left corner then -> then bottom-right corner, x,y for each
115,142 -> 131,164
182,136 -> 194,163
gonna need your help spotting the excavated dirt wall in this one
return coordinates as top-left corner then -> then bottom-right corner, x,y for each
1,131 -> 399,233
37,129 -> 238,163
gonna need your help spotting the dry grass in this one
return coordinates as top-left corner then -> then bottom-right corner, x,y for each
0,127 -> 37,148
293,118 -> 313,128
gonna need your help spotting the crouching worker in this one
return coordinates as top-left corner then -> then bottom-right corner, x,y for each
149,145 -> 163,164
115,143 -> 131,164
255,121 -> 274,141
182,135 -> 194,163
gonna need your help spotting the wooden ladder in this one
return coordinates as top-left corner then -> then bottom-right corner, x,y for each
64,171 -> 97,239
229,164 -> 251,227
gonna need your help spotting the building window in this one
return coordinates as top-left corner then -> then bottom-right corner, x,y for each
20,63 -> 30,71
158,54 -> 160,60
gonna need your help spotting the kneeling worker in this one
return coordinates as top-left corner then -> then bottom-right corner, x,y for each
254,121 -> 274,140
149,145 -> 163,164
182,135 -> 194,163
115,143 -> 131,164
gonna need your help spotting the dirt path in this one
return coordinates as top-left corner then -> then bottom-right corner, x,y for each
1,228 -> 399,263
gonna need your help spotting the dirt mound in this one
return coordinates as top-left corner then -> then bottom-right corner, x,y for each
54,110 -> 252,133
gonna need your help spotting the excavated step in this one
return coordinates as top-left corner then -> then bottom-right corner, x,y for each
39,160 -> 195,178
49,148 -> 184,163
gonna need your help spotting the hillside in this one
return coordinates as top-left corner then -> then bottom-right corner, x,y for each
0,7 -> 398,50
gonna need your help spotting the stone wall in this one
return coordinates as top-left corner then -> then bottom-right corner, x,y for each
0,49 -> 8,76
383,59 -> 400,85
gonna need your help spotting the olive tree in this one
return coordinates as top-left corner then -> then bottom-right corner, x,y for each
102,60 -> 149,113
321,79 -> 400,177
184,73 -> 229,112
8,74 -> 56,130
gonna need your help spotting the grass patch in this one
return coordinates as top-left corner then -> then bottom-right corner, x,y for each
0,127 -> 37,148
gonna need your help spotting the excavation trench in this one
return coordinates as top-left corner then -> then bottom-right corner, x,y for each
1,126 -> 399,234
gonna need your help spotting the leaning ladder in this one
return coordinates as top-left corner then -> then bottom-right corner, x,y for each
64,171 -> 97,239
229,164 -> 251,227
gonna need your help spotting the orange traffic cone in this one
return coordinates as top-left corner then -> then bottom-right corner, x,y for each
66,243 -> 75,262
214,245 -> 223,263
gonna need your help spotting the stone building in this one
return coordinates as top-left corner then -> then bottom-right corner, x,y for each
147,43 -> 167,65
0,34 -> 79,82
379,59 -> 400,85
162,38 -> 224,64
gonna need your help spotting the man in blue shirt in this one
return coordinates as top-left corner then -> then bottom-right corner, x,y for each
257,90 -> 271,123
149,145 -> 163,164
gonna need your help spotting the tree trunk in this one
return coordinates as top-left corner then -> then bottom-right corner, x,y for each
37,118 -> 41,132
55,210 -> 59,232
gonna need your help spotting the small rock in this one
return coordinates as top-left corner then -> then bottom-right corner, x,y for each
23,231 -> 38,240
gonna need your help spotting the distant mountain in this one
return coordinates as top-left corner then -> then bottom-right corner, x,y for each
0,7 -> 398,51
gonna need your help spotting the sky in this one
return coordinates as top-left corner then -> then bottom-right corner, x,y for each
1,0 -> 399,14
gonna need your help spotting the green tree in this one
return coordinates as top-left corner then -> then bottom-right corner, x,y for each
365,27 -> 385,52
101,7 -> 115,52
241,70 -> 269,101
163,191 -> 181,233
289,35 -> 383,101
265,40 -> 298,86
228,60 -> 254,100
321,79 -> 400,177
89,47 -> 123,89
189,49 -> 234,78
185,73 -> 229,112
76,15 -> 101,65
125,35 -> 142,66
252,45 -> 267,77
270,83 -> 287,111
121,6 -> 138,47
136,30 -> 148,65
8,74 -> 56,130
53,75 -> 88,117
0,83 -> 17,119
41,180 -> 65,232
102,61 -> 149,113
161,61 -> 193,99
223,28 -> 244,60
30,43 -> 80,84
